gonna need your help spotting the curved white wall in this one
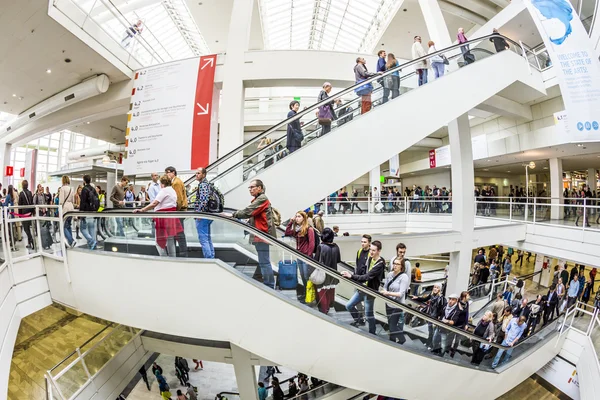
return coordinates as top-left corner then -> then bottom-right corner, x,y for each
46,250 -> 560,399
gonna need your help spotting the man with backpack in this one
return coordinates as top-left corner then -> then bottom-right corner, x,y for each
194,167 -> 216,258
79,174 -> 100,249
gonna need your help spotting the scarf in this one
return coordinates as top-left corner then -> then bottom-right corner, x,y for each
444,303 -> 457,319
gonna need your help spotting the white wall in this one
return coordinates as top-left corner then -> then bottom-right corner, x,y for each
0,258 -> 52,399
55,250 -> 560,400
577,338 -> 600,400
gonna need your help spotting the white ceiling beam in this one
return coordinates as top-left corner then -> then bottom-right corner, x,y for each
92,0 -> 164,24
487,0 -> 510,8
443,0 -> 499,20
439,1 -> 488,26
477,95 -> 533,121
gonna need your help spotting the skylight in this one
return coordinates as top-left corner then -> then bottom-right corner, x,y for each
258,0 -> 402,52
74,0 -> 210,65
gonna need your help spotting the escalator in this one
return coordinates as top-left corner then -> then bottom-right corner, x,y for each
184,34 -> 545,217
49,210 -> 564,400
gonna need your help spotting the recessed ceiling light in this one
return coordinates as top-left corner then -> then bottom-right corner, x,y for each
18,97 -> 23,100
46,69 -> 51,74
487,159 -> 491,162
577,143 -> 583,147
543,167 -> 548,169
507,171 -> 511,173
483,169 -> 489,171
86,121 -> 90,124
12,94 -> 16,97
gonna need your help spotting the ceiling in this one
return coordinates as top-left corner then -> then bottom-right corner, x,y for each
67,115 -> 128,144
0,0 -> 129,116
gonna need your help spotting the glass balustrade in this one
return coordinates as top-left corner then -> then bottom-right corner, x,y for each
66,210 -> 562,373
184,34 -> 539,199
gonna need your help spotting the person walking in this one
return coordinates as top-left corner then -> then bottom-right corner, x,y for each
18,180 -> 35,250
381,257 -> 410,344
411,35 -> 428,86
317,82 -> 339,136
186,383 -> 197,400
194,167 -> 215,259
58,175 -> 77,248
492,316 -> 527,368
428,41 -> 445,79
286,100 -> 303,153
139,366 -> 150,391
165,166 -> 189,257
226,179 -> 277,288
79,174 -> 100,250
110,176 -> 129,236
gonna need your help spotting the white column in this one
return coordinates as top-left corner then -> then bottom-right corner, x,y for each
549,158 -> 563,220
219,0 -> 255,157
0,142 -> 12,188
446,114 -> 474,295
418,0 -> 453,47
369,165 -> 381,212
230,344 -> 259,400
588,168 -> 597,192
106,171 -> 117,207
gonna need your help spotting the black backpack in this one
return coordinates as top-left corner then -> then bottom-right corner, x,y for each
85,185 -> 100,211
311,227 -> 320,256
207,182 -> 225,213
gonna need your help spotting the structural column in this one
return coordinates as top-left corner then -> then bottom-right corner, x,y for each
230,344 -> 259,400
588,168 -> 597,192
0,142 -> 12,188
549,158 -> 563,220
418,0 -> 452,47
219,0 -> 255,158
369,164 -> 381,212
447,114 -> 474,296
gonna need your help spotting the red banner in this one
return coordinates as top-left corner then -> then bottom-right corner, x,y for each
19,168 -> 25,178
191,55 -> 217,169
429,149 -> 436,168
5,166 -> 13,176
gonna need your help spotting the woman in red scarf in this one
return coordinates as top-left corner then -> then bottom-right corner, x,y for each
134,175 -> 182,256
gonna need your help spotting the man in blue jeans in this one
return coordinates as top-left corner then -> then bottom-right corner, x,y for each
226,179 -> 277,289
194,167 -> 215,258
342,240 -> 385,334
492,315 -> 526,368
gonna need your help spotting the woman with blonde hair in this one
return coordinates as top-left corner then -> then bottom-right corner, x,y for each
317,82 -> 340,136
58,175 -> 76,247
284,211 -> 317,302
385,53 -> 400,99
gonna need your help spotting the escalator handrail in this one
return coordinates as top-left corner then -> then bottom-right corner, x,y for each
183,33 -> 521,186
202,48 -> 496,185
65,209 -> 557,353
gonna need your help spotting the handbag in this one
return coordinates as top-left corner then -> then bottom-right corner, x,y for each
354,79 -> 373,96
442,55 -> 449,65
318,118 -> 332,126
305,281 -> 317,305
309,268 -> 326,285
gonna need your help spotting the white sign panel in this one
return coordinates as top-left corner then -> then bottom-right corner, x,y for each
554,110 -> 571,141
526,1 -> 600,142
434,145 -> 451,167
537,357 -> 580,400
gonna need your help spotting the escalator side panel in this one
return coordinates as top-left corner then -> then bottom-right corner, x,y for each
225,51 -> 545,218
59,250 -> 560,400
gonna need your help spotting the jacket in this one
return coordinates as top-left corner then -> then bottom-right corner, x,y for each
232,193 -> 277,242
474,319 -> 495,341
351,256 -> 385,291
414,292 -> 447,319
490,36 -> 509,52
313,215 -> 324,233
79,184 -> 98,212
18,189 -> 34,215
285,222 -> 315,257
455,301 -> 469,328
354,63 -> 376,82
172,176 -> 188,210
286,110 -> 303,152
317,89 -> 337,120
356,248 -> 369,274
411,42 -> 428,69
315,242 -> 341,287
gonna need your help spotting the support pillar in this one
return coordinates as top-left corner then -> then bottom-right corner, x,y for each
369,165 -> 381,212
230,344 -> 259,400
219,0 -> 254,158
0,142 -> 11,188
418,0 -> 453,47
446,114 -> 474,296
588,168 -> 597,193
549,158 -> 563,220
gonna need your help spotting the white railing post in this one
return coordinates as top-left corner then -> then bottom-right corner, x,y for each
583,198 -> 588,229
58,206 -> 72,283
533,197 -> 537,224
509,197 -> 513,221
46,372 -> 67,400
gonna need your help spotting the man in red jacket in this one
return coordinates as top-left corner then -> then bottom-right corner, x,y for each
225,179 -> 277,288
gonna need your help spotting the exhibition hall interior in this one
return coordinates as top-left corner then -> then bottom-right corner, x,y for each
2,0 -> 600,399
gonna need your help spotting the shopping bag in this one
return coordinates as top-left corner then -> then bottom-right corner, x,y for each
305,281 -> 317,306
375,202 -> 384,211
278,257 -> 298,290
